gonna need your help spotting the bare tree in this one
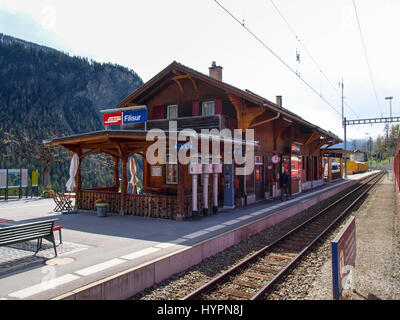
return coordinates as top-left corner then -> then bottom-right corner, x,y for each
3,131 -> 69,188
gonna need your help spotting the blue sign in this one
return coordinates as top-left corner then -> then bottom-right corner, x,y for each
223,164 -> 235,208
331,216 -> 356,299
122,109 -> 147,124
175,142 -> 194,150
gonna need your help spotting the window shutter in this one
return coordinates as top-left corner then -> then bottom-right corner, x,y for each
215,99 -> 222,114
152,105 -> 165,120
192,101 -> 200,116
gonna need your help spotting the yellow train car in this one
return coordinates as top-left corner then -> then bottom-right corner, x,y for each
347,160 -> 368,175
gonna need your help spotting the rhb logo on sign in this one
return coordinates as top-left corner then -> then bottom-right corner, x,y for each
104,112 -> 122,126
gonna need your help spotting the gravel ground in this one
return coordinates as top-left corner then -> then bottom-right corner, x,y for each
270,171 -> 400,300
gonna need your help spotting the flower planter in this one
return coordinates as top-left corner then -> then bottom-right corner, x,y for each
96,204 -> 108,217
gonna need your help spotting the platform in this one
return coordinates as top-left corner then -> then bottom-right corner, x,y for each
0,171 -> 377,300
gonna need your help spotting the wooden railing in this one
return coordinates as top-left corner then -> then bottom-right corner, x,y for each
78,189 -> 214,220
184,191 -> 213,218
79,190 -> 179,219
125,193 -> 177,219
79,190 -> 121,213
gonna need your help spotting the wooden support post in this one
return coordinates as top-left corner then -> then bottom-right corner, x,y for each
176,163 -> 185,221
328,157 -> 332,183
75,150 -> 82,210
113,157 -> 119,191
143,156 -> 149,192
120,157 -> 128,216
340,156 -> 344,179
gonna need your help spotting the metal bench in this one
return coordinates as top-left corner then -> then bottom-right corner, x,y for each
0,219 -> 58,257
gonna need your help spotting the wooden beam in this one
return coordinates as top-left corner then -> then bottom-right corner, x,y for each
172,74 -> 198,92
305,131 -> 320,146
274,121 -> 292,141
115,143 -> 123,158
173,78 -> 184,93
228,94 -> 265,130
81,148 -> 119,159
126,148 -> 146,159
249,112 -> 280,129
229,94 -> 243,129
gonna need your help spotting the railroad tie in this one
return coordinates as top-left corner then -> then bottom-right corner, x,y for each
275,250 -> 298,257
232,279 -> 261,289
267,253 -> 294,261
242,272 -> 273,280
219,288 -> 254,299
260,259 -> 288,267
252,265 -> 279,274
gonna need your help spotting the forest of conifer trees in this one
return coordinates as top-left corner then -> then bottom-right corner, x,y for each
0,34 -> 143,193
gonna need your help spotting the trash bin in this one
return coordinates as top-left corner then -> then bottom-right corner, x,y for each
96,204 -> 107,217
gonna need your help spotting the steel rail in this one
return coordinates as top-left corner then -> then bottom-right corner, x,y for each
181,171 -> 384,300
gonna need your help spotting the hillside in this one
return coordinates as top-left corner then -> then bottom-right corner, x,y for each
0,33 -> 143,192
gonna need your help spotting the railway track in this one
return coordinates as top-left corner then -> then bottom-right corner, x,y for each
182,171 -> 385,300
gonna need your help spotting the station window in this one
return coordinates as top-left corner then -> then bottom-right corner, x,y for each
202,101 -> 215,116
167,105 -> 178,119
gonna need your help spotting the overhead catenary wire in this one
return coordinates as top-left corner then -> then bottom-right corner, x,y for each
214,0 -> 342,119
352,0 -> 383,117
268,0 -> 361,121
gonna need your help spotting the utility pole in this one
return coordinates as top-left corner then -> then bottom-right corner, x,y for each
339,79 -> 347,178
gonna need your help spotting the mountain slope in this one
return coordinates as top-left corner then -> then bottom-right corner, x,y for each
0,33 -> 143,192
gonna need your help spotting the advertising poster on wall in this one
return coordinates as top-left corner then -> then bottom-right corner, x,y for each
0,169 -> 6,189
21,169 -> 28,188
7,169 -> 21,188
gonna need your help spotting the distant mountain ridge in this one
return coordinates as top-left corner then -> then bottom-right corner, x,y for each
0,32 -> 58,54
0,32 -> 144,122
0,33 -> 144,191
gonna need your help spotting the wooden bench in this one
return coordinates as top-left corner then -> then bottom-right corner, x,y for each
0,219 -> 58,257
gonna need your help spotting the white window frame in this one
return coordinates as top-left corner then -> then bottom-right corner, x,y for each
202,101 -> 215,116
167,104 -> 178,119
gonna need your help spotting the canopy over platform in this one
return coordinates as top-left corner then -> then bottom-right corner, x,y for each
43,129 -> 258,220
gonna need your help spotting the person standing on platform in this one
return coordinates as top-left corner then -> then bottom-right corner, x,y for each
280,170 -> 290,201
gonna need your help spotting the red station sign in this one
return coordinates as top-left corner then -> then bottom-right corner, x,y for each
104,112 -> 122,126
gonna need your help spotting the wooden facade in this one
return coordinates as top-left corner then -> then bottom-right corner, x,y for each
45,61 -> 341,220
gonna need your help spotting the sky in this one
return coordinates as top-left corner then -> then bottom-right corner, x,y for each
0,0 -> 398,143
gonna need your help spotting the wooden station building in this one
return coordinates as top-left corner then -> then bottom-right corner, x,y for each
45,61 -> 342,220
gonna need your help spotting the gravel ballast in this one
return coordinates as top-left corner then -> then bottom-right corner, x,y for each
132,173 -> 400,300
300,172 -> 400,300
